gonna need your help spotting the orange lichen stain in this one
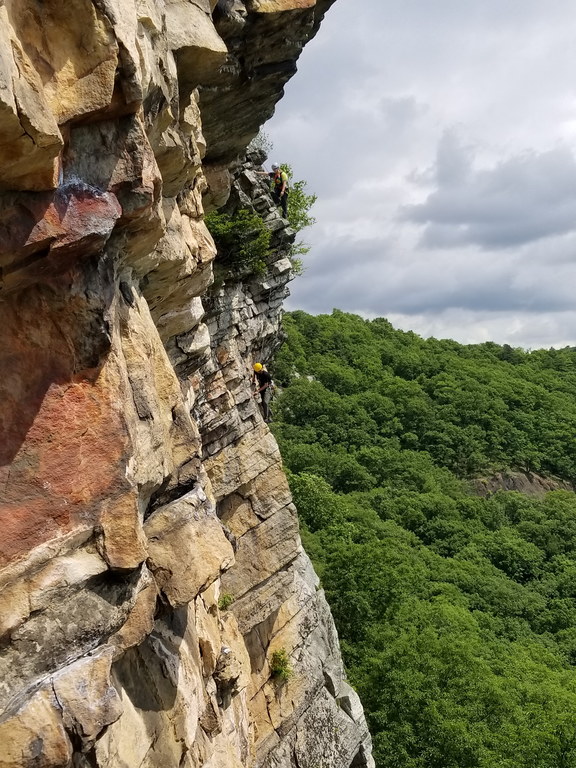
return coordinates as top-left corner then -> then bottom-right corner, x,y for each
0,282 -> 131,569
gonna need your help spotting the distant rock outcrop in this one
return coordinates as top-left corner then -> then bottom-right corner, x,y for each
471,471 -> 575,498
0,2 -> 373,767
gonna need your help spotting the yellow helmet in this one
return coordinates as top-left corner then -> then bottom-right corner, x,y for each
253,363 -> 263,372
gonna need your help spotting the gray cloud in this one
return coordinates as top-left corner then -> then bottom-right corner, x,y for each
385,310 -> 576,349
404,137 -> 576,249
289,233 -> 576,318
267,0 -> 576,348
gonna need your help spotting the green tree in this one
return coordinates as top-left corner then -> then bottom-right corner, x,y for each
205,208 -> 271,277
281,163 -> 317,272
270,309 -> 576,768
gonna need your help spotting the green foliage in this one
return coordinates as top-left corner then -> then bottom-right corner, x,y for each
281,164 -> 317,234
271,310 -> 576,768
205,208 -> 271,277
270,648 -> 293,683
205,161 -> 316,279
218,593 -> 234,611
280,163 -> 317,268
272,310 -> 576,480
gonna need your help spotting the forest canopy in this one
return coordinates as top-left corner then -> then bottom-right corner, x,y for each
271,310 -> 576,768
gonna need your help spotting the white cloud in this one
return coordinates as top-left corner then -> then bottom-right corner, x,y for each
268,0 -> 576,348
385,310 -> 576,349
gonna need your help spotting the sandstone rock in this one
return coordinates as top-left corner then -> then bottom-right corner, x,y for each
294,688 -> 375,768
152,89 -> 206,198
0,2 -> 372,766
96,603 -> 210,767
184,93 -> 207,158
156,296 -> 205,340
196,594 -> 223,676
204,424 -> 282,499
0,566 -> 149,708
270,257 -> 292,275
238,463 -> 293,520
6,0 -> 120,123
94,673 -> 156,768
145,487 -> 235,606
218,493 -> 261,538
0,275 -> 138,572
95,0 -> 146,105
64,117 -> 160,221
0,580 -> 29,641
177,322 -> 212,360
141,198 -> 198,302
109,578 -> 158,656
216,0 -> 249,34
52,648 -> 123,746
231,569 -> 293,636
203,163 -> 232,211
0,188 -> 122,293
0,688 -> 72,768
202,0 -> 337,163
0,7 -> 62,192
220,613 -> 252,693
99,496 -> 148,571
116,288 -> 203,500
142,202 -> 216,346
136,0 -> 166,33
166,0 -> 228,89
221,503 -> 300,599
154,125 -> 199,197
0,549 -> 108,640
248,0 -> 316,11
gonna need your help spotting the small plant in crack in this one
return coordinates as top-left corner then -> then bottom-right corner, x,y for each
270,648 -> 293,683
218,593 -> 235,611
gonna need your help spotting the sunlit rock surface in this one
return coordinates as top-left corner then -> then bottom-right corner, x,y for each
0,2 -> 373,766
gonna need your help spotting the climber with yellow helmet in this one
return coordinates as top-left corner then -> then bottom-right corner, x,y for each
252,362 -> 273,423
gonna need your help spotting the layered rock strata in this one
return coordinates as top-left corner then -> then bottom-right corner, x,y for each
0,2 -> 373,767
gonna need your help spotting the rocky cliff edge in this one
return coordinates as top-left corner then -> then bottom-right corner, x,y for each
0,2 -> 373,767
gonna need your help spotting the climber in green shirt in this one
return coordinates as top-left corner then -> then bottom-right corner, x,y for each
270,163 -> 289,218
256,162 -> 289,218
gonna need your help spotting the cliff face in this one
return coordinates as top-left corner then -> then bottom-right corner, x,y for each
0,3 -> 373,767
470,471 -> 575,497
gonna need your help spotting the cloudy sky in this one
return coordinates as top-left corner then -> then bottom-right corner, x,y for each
265,0 -> 576,348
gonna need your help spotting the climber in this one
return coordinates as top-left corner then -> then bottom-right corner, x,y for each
256,163 -> 289,218
270,163 -> 289,218
252,362 -> 273,423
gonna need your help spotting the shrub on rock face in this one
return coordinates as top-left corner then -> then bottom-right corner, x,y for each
218,593 -> 234,610
281,165 -> 317,236
281,163 -> 317,273
205,208 -> 271,277
270,648 -> 293,683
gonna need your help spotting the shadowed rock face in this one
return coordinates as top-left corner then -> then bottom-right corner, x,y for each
0,2 -> 373,767
201,0 -> 337,164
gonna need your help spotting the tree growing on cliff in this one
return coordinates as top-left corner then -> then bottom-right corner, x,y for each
281,163 -> 317,274
205,128 -> 317,279
204,208 -> 271,277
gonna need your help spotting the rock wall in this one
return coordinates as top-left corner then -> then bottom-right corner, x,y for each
470,471 -> 575,497
0,2 -> 373,767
